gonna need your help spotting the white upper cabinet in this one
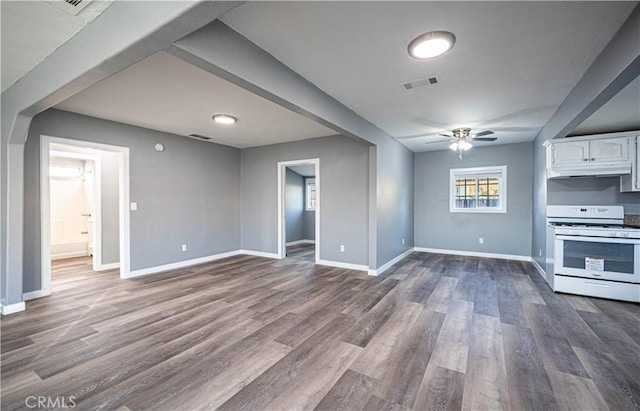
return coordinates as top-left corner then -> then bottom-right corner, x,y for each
550,137 -> 628,166
620,136 -> 640,192
551,140 -> 589,165
589,137 -> 629,163
544,131 -> 636,179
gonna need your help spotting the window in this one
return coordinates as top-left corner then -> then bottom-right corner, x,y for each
305,178 -> 316,211
450,166 -> 506,213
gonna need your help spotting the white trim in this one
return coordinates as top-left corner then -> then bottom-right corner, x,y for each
95,262 -> 120,271
126,250 -> 242,279
414,247 -> 530,262
1,302 -> 26,315
40,136 -> 131,294
23,290 -> 51,301
368,248 -> 414,276
531,258 -> 546,278
51,251 -> 89,261
285,239 -> 316,246
316,259 -> 369,272
278,159 -> 320,263
240,250 -> 281,259
450,165 -> 507,213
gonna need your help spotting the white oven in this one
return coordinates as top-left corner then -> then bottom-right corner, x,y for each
546,206 -> 640,303
554,232 -> 640,283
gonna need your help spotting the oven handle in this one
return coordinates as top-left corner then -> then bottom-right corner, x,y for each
556,235 -> 640,244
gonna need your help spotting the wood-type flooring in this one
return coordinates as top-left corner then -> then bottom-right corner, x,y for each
2,245 -> 639,410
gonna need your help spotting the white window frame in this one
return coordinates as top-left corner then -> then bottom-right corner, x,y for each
305,178 -> 316,211
449,166 -> 507,213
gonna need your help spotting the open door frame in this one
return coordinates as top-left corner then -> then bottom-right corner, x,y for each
36,135 -> 131,300
277,158 -> 319,262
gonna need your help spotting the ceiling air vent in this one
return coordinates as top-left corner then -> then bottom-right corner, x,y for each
188,134 -> 213,141
45,0 -> 93,15
401,74 -> 440,91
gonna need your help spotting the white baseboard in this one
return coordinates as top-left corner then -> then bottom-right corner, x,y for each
531,259 -> 546,278
316,259 -> 369,272
51,251 -> 89,260
126,250 -> 242,279
285,239 -> 315,246
95,262 -> 120,271
1,302 -> 26,315
414,247 -> 531,262
240,250 -> 281,259
23,289 -> 51,301
369,248 -> 414,276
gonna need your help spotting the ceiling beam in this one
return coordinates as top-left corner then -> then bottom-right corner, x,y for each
536,3 -> 640,142
168,20 -> 390,147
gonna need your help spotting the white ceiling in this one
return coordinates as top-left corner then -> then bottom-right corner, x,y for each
55,52 -> 337,148
1,0 -> 113,92
220,1 -> 637,152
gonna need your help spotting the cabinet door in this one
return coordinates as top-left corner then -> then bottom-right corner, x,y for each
589,137 -> 629,163
551,140 -> 589,165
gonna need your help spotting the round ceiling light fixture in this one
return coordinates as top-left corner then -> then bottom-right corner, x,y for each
408,31 -> 456,59
212,114 -> 238,125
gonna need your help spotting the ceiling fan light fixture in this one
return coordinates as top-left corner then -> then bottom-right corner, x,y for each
408,31 -> 456,59
212,114 -> 238,125
449,141 -> 472,152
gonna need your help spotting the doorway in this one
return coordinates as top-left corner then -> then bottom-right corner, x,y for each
277,159 -> 319,263
38,136 -> 131,298
48,150 -> 99,268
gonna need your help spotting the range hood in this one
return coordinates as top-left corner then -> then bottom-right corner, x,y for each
547,161 -> 632,179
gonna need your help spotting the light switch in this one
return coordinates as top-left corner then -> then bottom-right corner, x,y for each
130,202 -> 138,211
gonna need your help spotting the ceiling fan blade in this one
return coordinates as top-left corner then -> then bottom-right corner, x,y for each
439,133 -> 453,138
424,139 -> 452,145
473,130 -> 494,137
470,137 -> 498,142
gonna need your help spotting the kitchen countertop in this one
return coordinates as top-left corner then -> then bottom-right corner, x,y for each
624,214 -> 640,228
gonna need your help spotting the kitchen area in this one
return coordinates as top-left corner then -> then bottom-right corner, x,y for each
542,130 -> 640,302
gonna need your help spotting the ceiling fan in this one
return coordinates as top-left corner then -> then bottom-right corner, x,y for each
426,127 -> 497,158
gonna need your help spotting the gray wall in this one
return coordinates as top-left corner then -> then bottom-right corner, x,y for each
415,142 -> 533,257
285,168 -> 304,243
548,177 -> 640,213
376,138 -> 415,267
100,152 -> 120,264
531,135 -> 548,269
241,135 -> 369,266
23,109 -> 241,292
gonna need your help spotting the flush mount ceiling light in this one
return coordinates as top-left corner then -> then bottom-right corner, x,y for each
212,114 -> 238,125
408,31 -> 456,59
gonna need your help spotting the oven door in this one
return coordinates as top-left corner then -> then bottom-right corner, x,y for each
554,235 -> 640,283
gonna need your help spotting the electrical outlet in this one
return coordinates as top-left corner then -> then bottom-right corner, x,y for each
402,238 -> 405,245
130,202 -> 137,211
479,237 -> 484,245
539,249 -> 542,257
182,244 -> 187,252
340,244 -> 345,252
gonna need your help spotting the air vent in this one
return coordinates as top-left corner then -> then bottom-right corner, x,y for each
44,0 -> 93,15
188,134 -> 213,141
401,74 -> 440,90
